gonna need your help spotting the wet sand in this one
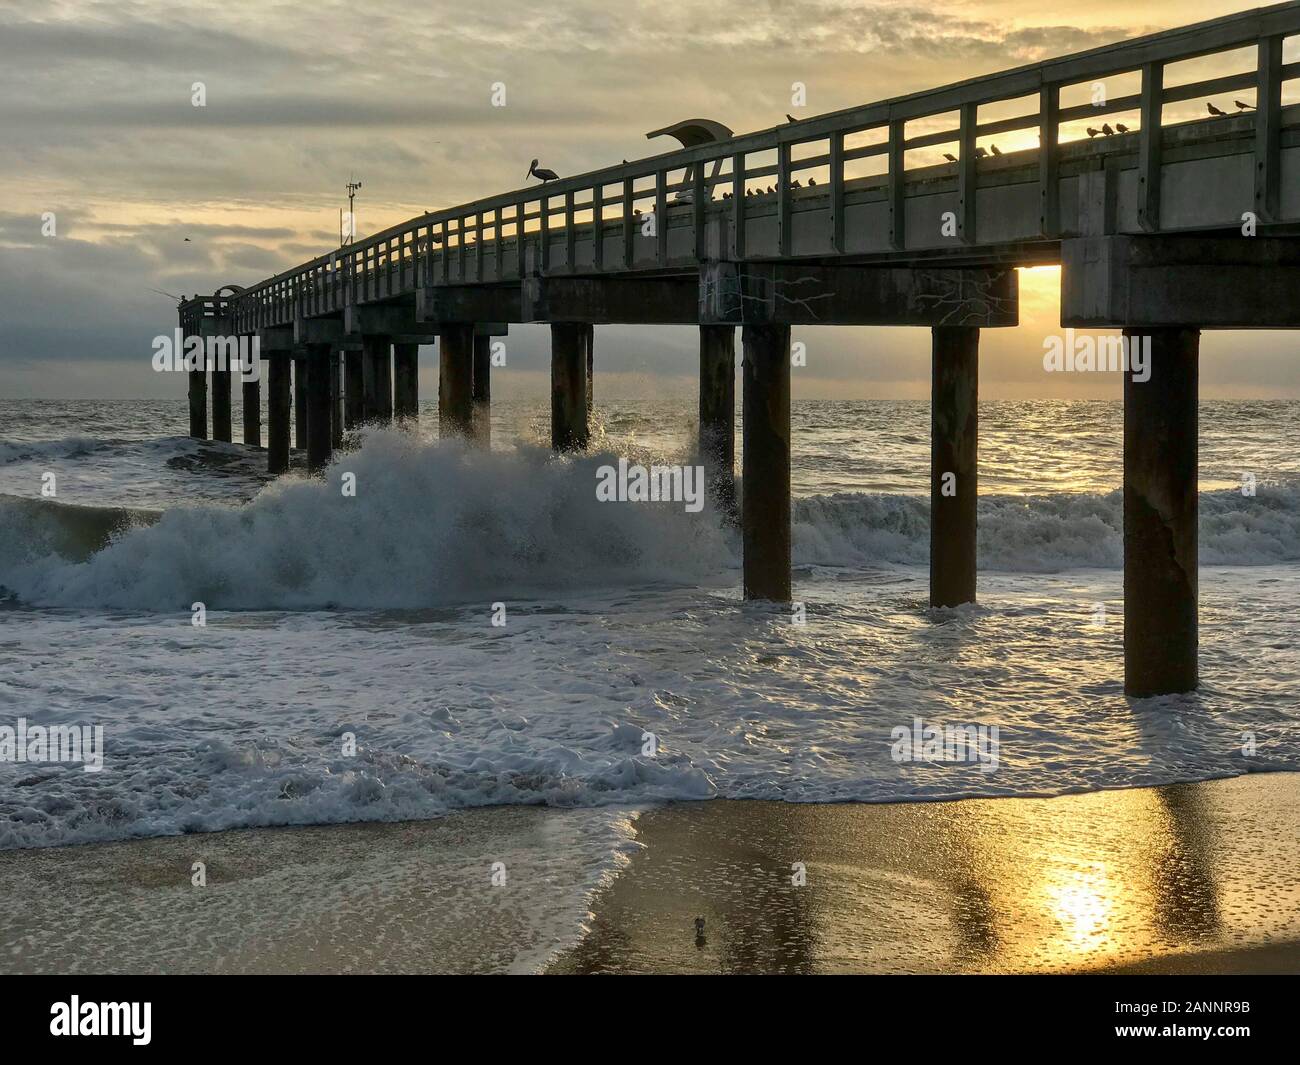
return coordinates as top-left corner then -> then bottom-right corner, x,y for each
2,773 -> 1297,974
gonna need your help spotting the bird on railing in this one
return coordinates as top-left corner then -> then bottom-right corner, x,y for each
1207,102 -> 1228,117
1087,127 -> 1101,138
974,146 -> 988,159
1235,99 -> 1256,111
722,191 -> 732,200
766,185 -> 774,194
990,144 -> 1002,156
808,177 -> 817,186
1116,123 -> 1130,133
791,179 -> 802,189
943,152 -> 958,162
786,113 -> 797,123
527,159 -> 559,182
1102,123 -> 1116,136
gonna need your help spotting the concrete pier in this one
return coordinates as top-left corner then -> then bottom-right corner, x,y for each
929,326 -> 979,608
394,343 -> 419,422
699,324 -> 737,521
294,354 -> 308,449
344,350 -> 364,429
329,349 -> 343,449
551,323 -> 589,451
741,324 -> 791,602
1124,327 -> 1199,697
211,366 -> 232,443
362,335 -> 393,423
267,355 -> 291,475
582,324 -> 595,410
305,345 -> 333,473
188,368 -> 207,439
472,335 -> 491,446
438,324 -> 474,438
242,376 -> 260,447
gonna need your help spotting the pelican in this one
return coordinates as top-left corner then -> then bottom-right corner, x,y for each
527,158 -> 559,182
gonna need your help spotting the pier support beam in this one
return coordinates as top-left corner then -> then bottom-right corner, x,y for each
550,323 -> 589,451
930,326 -> 979,608
582,324 -> 595,410
329,349 -> 343,449
362,335 -> 393,423
294,354 -> 308,449
305,344 -> 333,473
1124,327 -> 1199,697
344,350 -> 364,429
439,324 -> 474,438
211,365 -> 232,443
699,324 -> 737,521
472,335 -> 491,446
266,355 -> 291,474
188,367 -> 207,439
242,373 -> 261,448
741,324 -> 791,602
394,343 -> 419,422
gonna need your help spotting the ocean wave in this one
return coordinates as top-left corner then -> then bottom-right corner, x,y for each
1,430 -> 1298,609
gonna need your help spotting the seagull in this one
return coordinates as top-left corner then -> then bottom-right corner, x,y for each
527,158 -> 559,182
1235,100 -> 1255,111
943,152 -> 958,162
1115,123 -> 1130,134
973,146 -> 988,159
990,144 -> 1002,156
1102,123 -> 1115,136
1207,102 -> 1227,117
786,113 -> 797,123
1087,127 -> 1101,138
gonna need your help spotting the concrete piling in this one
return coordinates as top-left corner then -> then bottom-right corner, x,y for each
1124,327 -> 1199,697
329,349 -> 343,449
211,365 -> 232,443
188,367 -> 208,439
393,342 -> 419,422
294,354 -> 308,449
741,323 -> 791,602
582,324 -> 595,411
439,324 -> 474,438
551,323 -> 589,451
699,324 -> 737,521
472,335 -> 491,446
344,349 -> 364,429
362,335 -> 393,423
305,344 -> 333,473
267,355 -> 291,474
242,375 -> 261,448
930,326 -> 979,608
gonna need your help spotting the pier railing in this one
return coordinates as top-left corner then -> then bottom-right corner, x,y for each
211,1 -> 1300,334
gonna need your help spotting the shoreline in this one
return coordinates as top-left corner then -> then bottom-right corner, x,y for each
1,773 -> 1297,974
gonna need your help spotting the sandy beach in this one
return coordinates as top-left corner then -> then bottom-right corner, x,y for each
2,772 -> 1297,975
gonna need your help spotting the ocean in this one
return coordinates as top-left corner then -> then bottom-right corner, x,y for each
2,396 -> 1299,966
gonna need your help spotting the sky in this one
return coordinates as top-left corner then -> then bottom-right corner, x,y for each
0,0 -> 1295,400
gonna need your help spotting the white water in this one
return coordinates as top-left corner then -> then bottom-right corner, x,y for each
2,397 -> 1298,967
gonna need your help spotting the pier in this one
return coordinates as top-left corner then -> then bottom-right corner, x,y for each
179,3 -> 1300,697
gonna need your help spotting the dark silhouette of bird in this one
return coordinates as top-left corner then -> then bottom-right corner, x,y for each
943,152 -> 958,162
746,188 -> 754,197
1087,127 -> 1101,138
791,179 -> 802,188
527,158 -> 559,182
183,237 -> 191,242
722,191 -> 731,200
1115,123 -> 1130,134
808,177 -> 817,186
1102,123 -> 1115,136
990,144 -> 1002,156
974,146 -> 988,159
1207,102 -> 1227,117
1235,100 -> 1255,111
786,113 -> 797,123
766,185 -> 774,194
